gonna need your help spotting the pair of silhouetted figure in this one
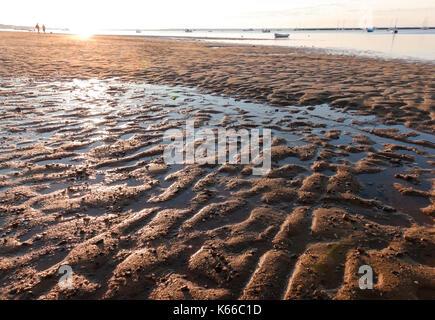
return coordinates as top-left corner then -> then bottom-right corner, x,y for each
35,23 -> 46,33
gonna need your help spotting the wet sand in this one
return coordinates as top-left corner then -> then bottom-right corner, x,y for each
0,31 -> 434,300
1,31 -> 434,134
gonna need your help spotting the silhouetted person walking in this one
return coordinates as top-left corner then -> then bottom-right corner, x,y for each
35,23 -> 40,33
42,24 -> 46,33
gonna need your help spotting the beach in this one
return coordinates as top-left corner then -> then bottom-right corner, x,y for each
0,31 -> 434,299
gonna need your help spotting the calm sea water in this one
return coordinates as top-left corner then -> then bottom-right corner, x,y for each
115,29 -> 435,62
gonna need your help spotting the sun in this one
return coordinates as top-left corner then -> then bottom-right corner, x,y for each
72,29 -> 95,39
75,31 -> 94,40
69,24 -> 97,39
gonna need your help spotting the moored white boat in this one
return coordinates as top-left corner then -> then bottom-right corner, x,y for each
274,33 -> 289,39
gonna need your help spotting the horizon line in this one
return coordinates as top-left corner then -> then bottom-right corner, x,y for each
1,23 -> 434,31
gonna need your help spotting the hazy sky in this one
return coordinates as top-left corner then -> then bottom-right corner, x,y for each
1,0 -> 434,30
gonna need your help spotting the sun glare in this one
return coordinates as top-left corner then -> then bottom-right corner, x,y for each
69,24 -> 97,40
72,30 -> 95,39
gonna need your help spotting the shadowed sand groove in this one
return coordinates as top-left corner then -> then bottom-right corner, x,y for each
0,33 -> 434,300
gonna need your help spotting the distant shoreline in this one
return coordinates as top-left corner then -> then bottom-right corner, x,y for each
1,24 -> 434,32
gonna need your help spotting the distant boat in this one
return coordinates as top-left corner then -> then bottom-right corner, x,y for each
262,29 -> 271,33
422,17 -> 429,30
365,27 -> 374,32
136,30 -> 141,34
274,33 -> 289,39
185,29 -> 193,33
391,19 -> 398,34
